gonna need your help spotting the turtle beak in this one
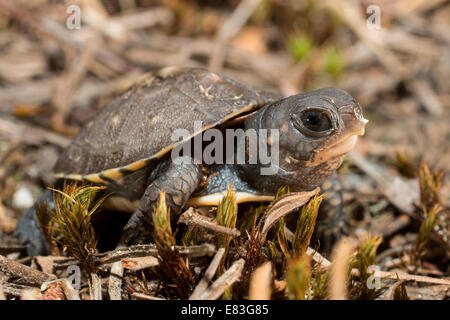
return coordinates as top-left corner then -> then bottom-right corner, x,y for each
305,134 -> 359,167
339,103 -> 368,137
346,114 -> 368,137
353,117 -> 368,136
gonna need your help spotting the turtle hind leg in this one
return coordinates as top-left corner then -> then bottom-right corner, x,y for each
123,157 -> 203,243
314,174 -> 349,256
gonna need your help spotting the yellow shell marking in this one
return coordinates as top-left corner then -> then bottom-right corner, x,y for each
121,159 -> 150,172
84,174 -> 108,184
54,102 -> 258,184
101,168 -> 124,180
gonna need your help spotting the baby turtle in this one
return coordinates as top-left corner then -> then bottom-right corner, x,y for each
15,67 -> 367,256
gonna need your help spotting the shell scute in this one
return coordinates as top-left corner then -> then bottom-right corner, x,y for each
54,68 -> 278,182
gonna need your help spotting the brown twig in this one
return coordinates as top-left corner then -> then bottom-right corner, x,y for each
179,207 -> 241,238
350,269 -> 450,286
108,261 -> 123,300
0,244 -> 26,255
0,282 -> 33,298
198,259 -> 245,300
89,273 -> 102,300
121,256 -> 159,272
113,6 -> 174,31
189,247 -> 226,300
284,226 -> 331,267
60,279 -> 81,300
0,255 -> 56,287
131,292 -> 166,300
93,243 -> 215,266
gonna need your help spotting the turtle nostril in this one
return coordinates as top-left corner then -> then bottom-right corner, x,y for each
352,104 -> 365,121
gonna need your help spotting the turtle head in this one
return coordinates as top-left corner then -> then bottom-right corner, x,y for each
242,88 -> 368,192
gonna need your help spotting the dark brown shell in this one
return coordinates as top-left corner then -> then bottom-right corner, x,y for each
54,67 -> 277,182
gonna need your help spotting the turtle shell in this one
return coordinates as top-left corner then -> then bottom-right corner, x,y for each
54,67 -> 278,184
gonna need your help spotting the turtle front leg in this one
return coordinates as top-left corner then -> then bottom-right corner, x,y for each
314,173 -> 349,255
123,157 -> 203,243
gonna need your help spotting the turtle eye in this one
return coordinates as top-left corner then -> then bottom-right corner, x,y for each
291,107 -> 336,137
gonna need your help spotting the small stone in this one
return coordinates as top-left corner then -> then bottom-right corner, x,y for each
12,187 -> 35,210
194,266 -> 202,275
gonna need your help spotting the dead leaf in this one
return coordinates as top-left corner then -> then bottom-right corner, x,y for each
257,188 -> 320,244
